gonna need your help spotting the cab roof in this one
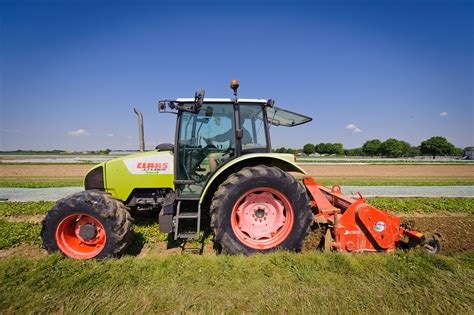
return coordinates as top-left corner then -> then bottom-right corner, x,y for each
175,98 -> 312,127
176,98 -> 268,103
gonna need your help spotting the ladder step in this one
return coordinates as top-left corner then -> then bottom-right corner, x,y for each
178,233 -> 199,239
177,212 -> 199,219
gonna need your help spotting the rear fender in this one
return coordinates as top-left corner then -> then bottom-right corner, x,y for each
199,153 -> 306,206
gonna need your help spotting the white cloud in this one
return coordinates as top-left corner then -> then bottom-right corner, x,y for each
126,136 -> 132,139
67,129 -> 90,136
346,123 -> 362,133
440,112 -> 448,117
0,129 -> 20,134
107,133 -> 114,137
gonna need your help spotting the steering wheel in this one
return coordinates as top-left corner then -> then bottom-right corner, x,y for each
203,143 -> 216,150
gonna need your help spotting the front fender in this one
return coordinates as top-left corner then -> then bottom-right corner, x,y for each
199,153 -> 306,205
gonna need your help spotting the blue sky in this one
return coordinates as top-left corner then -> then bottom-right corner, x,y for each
1,0 -> 473,151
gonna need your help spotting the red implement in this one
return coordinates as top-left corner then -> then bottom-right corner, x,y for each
303,177 -> 439,253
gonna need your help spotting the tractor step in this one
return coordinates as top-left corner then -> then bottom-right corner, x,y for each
177,212 -> 199,219
173,201 -> 201,240
177,232 -> 200,239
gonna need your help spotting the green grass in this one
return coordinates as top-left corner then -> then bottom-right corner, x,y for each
368,197 -> 474,214
0,216 -> 171,250
0,201 -> 55,216
0,220 -> 42,249
0,198 -> 472,250
0,178 -> 83,188
0,251 -> 472,313
2,198 -> 472,219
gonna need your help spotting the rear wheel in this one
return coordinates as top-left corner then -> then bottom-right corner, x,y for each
210,165 -> 313,255
41,191 -> 133,259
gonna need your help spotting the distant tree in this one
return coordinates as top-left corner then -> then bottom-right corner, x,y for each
380,138 -> 404,157
420,136 -> 455,159
331,143 -> 344,155
314,143 -> 327,154
314,143 -> 344,155
399,141 -> 412,157
303,143 -> 315,155
344,148 -> 363,156
286,148 -> 296,155
451,147 -> 463,157
362,139 -> 382,156
408,146 -> 421,157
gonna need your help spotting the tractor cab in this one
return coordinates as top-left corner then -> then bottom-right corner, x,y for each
158,83 -> 311,198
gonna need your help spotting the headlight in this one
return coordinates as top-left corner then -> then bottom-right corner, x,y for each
84,166 -> 104,190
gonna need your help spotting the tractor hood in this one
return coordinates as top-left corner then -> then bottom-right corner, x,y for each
84,151 -> 175,201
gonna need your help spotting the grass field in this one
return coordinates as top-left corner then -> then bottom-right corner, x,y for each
0,178 -> 83,188
2,198 -> 472,218
1,199 -> 473,313
0,252 -> 473,313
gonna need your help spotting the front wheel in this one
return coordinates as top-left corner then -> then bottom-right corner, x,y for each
210,165 -> 313,255
41,191 -> 133,259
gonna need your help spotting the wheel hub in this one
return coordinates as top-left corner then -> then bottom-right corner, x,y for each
236,192 -> 286,240
254,208 -> 266,219
55,213 -> 106,259
77,223 -> 97,241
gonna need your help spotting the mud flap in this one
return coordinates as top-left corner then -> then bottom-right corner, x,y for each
159,193 -> 175,233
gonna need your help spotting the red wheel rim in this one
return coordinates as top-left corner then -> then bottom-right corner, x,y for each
55,213 -> 106,259
231,187 -> 294,250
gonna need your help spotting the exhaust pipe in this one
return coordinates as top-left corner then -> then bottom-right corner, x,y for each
133,108 -> 145,152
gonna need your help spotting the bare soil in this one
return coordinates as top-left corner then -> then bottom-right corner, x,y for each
399,213 -> 473,253
300,164 -> 474,177
1,164 -> 472,178
0,244 -> 47,259
302,213 -> 474,253
0,164 -> 94,177
1,215 -> 44,223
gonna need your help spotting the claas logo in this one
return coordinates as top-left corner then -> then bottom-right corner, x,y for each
136,162 -> 169,171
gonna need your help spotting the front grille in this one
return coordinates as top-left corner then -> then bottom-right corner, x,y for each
84,166 -> 104,190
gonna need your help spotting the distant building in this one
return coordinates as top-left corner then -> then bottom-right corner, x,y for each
465,150 -> 474,160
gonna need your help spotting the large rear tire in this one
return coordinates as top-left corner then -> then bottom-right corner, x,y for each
41,190 -> 133,259
210,165 -> 313,255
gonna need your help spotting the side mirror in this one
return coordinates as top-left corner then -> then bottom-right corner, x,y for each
194,89 -> 205,111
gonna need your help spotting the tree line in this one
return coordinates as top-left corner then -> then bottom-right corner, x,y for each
273,136 -> 470,158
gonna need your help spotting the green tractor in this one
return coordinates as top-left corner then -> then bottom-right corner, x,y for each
41,81 -> 314,259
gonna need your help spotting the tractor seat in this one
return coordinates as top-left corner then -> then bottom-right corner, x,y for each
155,143 -> 174,152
